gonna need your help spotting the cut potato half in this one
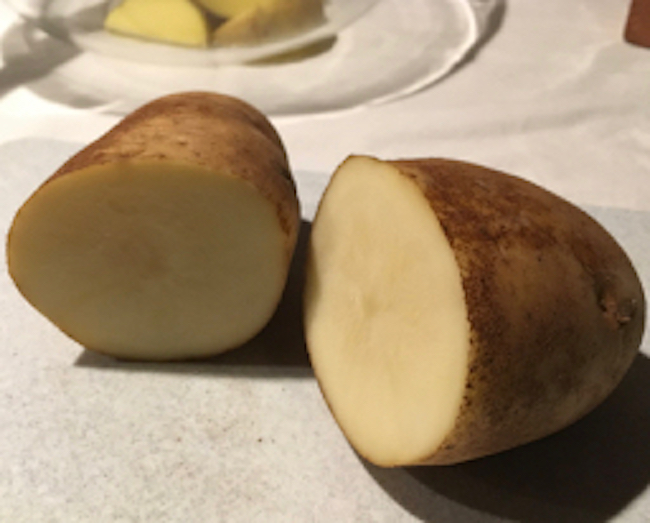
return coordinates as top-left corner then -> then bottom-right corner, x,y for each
7,92 -> 300,361
305,156 -> 645,466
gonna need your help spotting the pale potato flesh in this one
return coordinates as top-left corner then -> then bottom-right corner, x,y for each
305,157 -> 470,467
213,0 -> 325,45
8,161 -> 287,360
105,0 -> 210,47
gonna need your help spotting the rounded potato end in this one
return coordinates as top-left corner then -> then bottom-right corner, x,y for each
305,155 -> 645,466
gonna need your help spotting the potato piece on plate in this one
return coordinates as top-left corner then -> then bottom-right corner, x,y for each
7,92 -> 300,361
213,0 -> 325,46
104,0 -> 211,47
304,155 -> 645,466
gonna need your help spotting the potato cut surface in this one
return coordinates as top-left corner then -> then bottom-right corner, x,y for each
104,0 -> 210,47
305,157 -> 470,467
8,161 -> 287,360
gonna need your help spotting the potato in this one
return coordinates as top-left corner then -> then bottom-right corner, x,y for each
7,92 -> 300,361
213,0 -> 325,46
104,0 -> 211,47
304,155 -> 645,466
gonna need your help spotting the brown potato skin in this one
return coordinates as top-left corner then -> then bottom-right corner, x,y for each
387,158 -> 645,465
48,91 -> 300,258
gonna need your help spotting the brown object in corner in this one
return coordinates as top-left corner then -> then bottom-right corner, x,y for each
625,0 -> 650,47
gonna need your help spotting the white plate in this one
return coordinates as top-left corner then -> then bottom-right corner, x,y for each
4,0 -> 497,117
4,0 -> 379,65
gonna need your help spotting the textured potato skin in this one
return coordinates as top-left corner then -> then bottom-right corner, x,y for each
385,158 -> 645,465
48,91 -> 300,255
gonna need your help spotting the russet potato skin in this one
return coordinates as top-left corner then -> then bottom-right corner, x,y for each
387,159 -> 645,465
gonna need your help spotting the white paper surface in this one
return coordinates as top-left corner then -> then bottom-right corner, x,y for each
1,137 -> 649,522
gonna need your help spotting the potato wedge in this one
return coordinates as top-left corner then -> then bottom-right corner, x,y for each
104,0 -> 211,47
7,92 -> 300,361
305,155 -> 645,466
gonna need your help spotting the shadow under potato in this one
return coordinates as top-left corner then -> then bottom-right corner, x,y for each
75,220 -> 314,379
365,352 -> 650,523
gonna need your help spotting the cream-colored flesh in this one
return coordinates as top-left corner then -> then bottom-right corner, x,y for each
305,157 -> 470,467
105,0 -> 210,47
8,161 -> 287,360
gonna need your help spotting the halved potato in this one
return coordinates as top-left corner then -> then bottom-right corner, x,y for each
7,92 -> 300,361
305,155 -> 645,466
